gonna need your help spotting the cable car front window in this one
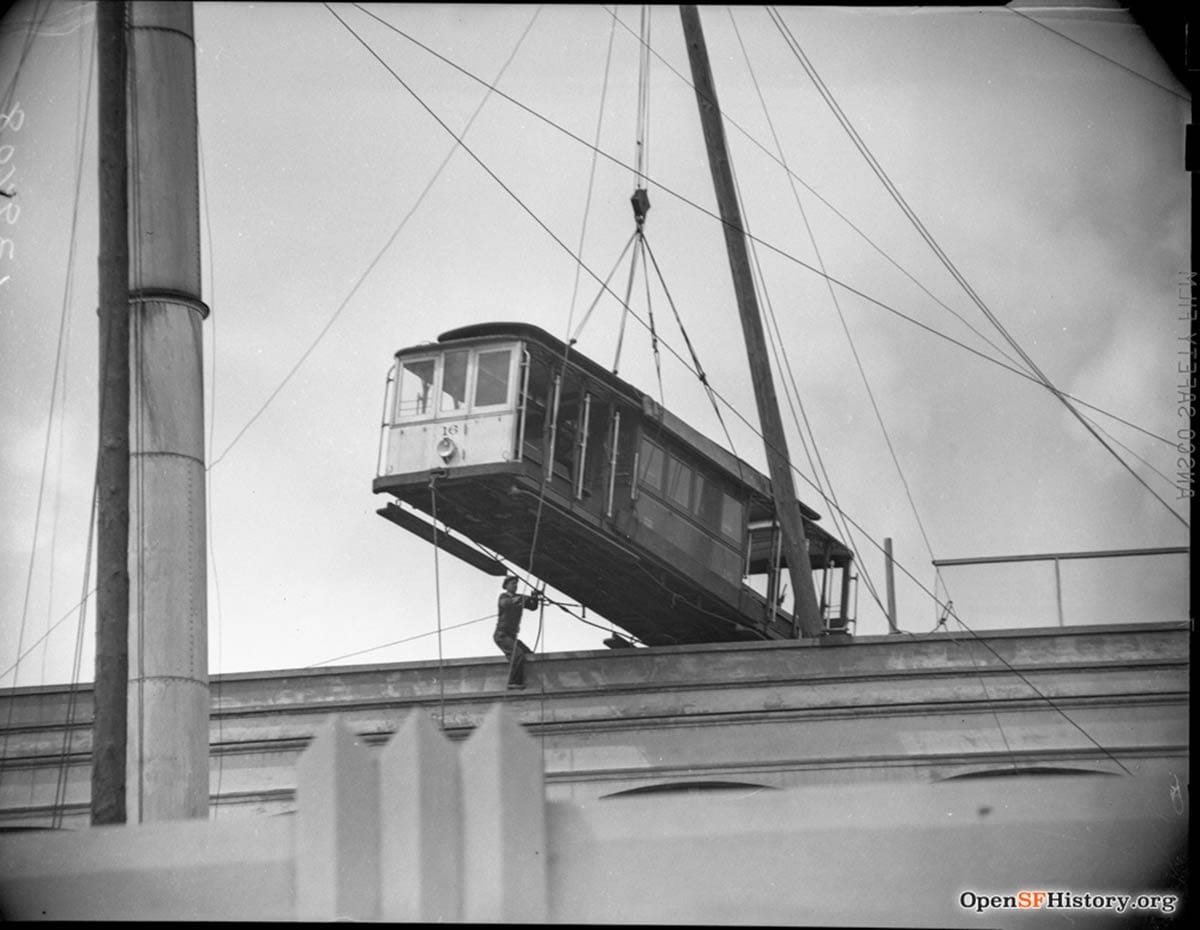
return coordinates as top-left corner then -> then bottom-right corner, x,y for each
475,348 -> 512,407
397,357 -> 436,420
439,349 -> 469,413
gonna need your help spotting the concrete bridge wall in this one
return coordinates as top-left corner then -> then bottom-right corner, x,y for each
0,622 -> 1189,828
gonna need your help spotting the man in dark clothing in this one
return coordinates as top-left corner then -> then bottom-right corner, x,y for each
495,575 -> 539,689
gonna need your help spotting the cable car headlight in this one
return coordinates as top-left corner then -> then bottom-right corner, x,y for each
436,436 -> 458,463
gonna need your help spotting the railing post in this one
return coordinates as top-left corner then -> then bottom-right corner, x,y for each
1054,558 -> 1064,627
294,716 -> 380,921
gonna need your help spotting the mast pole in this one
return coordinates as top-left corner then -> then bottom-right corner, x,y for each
92,0 -> 131,825
679,5 -> 823,638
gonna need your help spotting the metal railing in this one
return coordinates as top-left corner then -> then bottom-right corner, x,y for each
932,547 -> 1189,629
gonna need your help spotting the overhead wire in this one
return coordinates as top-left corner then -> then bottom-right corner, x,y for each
208,3 -> 544,472
740,11 -> 1145,773
197,106 -> 230,815
307,611 -> 496,668
40,0 -> 93,684
0,0 -> 89,42
48,2 -> 98,828
0,0 -> 49,130
0,586 -> 95,685
727,8 -> 919,621
326,4 -> 1178,637
320,3 -> 1170,777
727,8 -> 882,614
1004,4 -> 1189,102
604,5 -> 1034,380
355,1 -> 1175,452
325,2 -> 561,694
767,6 -> 1187,531
1,0 -> 95,791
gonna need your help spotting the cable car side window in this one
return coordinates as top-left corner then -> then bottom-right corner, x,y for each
474,347 -> 512,408
696,475 -> 722,528
439,349 -> 469,413
720,492 -> 743,543
397,357 -> 436,420
639,439 -> 665,493
665,454 -> 692,510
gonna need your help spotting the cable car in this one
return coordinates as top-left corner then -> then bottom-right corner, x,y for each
372,322 -> 855,646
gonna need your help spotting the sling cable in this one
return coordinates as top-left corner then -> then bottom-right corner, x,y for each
611,4 -> 663,404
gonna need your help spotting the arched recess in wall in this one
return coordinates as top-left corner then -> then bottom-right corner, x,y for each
600,780 -> 779,799
937,765 -> 1122,781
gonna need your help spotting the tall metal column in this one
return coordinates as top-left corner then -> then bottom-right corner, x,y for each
125,0 -> 210,821
679,5 -> 823,638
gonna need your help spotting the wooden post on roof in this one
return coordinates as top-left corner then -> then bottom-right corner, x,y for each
679,5 -> 823,638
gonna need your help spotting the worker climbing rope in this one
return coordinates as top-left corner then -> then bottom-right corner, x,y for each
494,574 -> 541,689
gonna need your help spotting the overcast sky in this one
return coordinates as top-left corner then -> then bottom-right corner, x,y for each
0,1 -> 1190,688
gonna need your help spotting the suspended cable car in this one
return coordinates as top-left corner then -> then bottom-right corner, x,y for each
373,322 -> 855,646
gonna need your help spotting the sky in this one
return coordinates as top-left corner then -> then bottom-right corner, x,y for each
0,1 -> 1191,688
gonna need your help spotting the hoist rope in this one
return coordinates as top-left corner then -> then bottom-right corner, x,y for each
633,4 -> 652,188
562,8 -> 617,349
521,4 -> 626,668
428,479 -> 447,728
609,6 -> 1033,381
613,6 -> 655,379
602,6 -> 1175,453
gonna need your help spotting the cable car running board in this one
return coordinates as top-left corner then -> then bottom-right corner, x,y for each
376,502 -> 507,576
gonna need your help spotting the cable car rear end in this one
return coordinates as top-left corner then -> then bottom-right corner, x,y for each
373,322 -> 854,646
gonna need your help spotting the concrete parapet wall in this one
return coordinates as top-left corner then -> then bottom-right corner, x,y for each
0,703 -> 1187,924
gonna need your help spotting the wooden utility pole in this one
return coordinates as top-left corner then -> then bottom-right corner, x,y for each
92,0 -> 131,826
679,5 -> 823,638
